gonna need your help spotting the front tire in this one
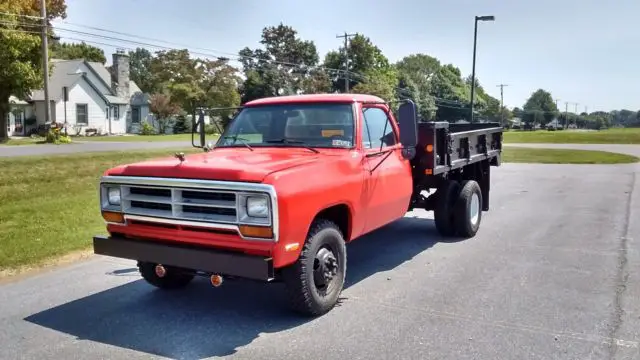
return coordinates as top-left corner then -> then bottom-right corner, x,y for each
453,180 -> 483,238
282,219 -> 347,317
138,262 -> 195,290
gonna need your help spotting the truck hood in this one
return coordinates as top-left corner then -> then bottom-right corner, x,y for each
105,149 -> 322,182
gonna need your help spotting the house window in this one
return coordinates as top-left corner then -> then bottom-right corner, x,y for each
131,106 -> 140,123
113,105 -> 119,119
76,104 -> 88,125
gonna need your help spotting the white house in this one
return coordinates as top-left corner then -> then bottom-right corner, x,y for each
7,51 -> 151,136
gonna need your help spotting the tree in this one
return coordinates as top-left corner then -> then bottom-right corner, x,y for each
49,41 -> 105,63
239,23 -> 326,102
351,67 -> 398,102
395,54 -> 440,120
195,57 -> 242,125
324,34 -> 391,93
430,64 -> 469,121
149,93 -> 179,134
299,69 -> 332,94
128,47 -> 154,93
522,89 -> 558,126
0,0 -> 67,142
149,49 -> 201,113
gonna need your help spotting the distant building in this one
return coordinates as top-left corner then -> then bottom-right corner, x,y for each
7,51 -> 153,136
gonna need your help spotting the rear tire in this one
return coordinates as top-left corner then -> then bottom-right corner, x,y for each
434,180 -> 460,237
282,219 -> 347,317
453,180 -> 483,238
138,262 -> 195,290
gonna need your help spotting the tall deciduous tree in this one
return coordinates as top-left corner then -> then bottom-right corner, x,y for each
522,89 -> 558,125
49,41 -> 105,63
128,47 -> 154,93
324,34 -> 391,93
196,57 -> 242,124
149,49 -> 201,113
239,23 -> 325,102
0,0 -> 67,142
395,54 -> 440,120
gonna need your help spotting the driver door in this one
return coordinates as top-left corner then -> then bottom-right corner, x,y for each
360,105 -> 413,233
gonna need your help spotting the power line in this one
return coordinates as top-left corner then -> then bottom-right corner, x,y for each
3,14 -> 598,117
2,18 -> 369,82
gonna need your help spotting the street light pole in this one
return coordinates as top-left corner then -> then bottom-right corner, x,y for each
470,15 -> 495,123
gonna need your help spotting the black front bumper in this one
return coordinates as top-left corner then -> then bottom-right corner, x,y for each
93,235 -> 275,281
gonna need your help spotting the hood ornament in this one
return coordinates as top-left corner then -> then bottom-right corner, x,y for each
174,152 -> 186,163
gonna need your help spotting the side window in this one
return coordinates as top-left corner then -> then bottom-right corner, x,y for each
361,107 -> 397,149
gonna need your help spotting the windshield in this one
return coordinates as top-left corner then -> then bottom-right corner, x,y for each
215,103 -> 355,149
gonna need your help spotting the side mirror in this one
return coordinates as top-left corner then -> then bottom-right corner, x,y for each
397,100 -> 418,148
191,110 -> 206,149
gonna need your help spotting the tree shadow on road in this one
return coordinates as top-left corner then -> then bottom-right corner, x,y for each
24,216 -> 463,360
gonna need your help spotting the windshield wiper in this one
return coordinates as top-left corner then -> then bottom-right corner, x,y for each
264,139 -> 319,153
219,135 -> 254,151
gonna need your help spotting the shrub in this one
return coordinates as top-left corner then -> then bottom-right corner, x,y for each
44,128 -> 72,144
173,113 -> 190,134
140,120 -> 156,135
204,124 -> 217,135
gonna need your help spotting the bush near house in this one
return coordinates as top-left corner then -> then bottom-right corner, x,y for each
140,120 -> 157,135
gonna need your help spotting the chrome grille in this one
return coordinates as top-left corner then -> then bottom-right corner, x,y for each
121,185 -> 238,223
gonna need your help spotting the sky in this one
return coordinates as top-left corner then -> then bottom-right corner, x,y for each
53,0 -> 640,112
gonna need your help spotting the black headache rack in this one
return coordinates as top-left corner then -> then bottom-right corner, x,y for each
410,121 -> 503,177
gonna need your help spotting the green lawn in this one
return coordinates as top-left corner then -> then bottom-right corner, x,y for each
503,128 -> 640,144
3,133 -> 216,145
0,146 -> 637,275
502,147 -> 639,164
3,137 -> 47,146
0,148 -> 195,273
78,133 -> 196,142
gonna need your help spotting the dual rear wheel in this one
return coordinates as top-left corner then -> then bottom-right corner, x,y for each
434,179 -> 483,238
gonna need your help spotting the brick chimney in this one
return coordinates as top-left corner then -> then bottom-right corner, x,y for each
111,49 -> 130,98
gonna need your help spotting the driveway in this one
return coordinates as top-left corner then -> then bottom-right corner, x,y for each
0,141 -> 189,157
1,159 -> 639,359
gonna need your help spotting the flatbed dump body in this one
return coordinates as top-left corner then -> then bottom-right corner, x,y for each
413,122 -> 502,175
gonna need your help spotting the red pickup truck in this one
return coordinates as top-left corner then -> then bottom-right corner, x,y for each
93,93 -> 502,316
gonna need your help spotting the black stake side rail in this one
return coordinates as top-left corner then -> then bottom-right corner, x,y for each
412,122 -> 503,176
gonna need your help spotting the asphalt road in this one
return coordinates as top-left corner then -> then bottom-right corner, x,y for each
0,141 -> 189,157
1,147 -> 639,359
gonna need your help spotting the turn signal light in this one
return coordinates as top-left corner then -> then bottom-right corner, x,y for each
210,274 -> 224,287
425,144 -> 434,153
102,211 -> 124,223
239,225 -> 273,239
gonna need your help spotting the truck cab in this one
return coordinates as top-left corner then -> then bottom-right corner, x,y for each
93,93 -> 502,316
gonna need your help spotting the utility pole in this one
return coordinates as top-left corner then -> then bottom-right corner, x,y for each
40,0 -> 51,125
336,32 -> 356,92
554,98 -> 560,109
496,83 -> 508,126
574,102 -> 579,114
564,102 -> 569,129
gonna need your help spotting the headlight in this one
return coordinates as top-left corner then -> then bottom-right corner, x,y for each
246,196 -> 269,218
107,187 -> 121,206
